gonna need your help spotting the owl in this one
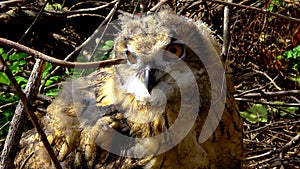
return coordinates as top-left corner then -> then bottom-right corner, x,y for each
14,10 -> 243,169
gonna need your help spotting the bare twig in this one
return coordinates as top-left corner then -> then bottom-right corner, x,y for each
0,37 -> 125,68
253,69 -> 282,90
221,0 -> 231,61
0,0 -> 23,6
148,0 -> 169,13
246,134 -> 300,161
0,101 -> 18,109
41,0 -> 120,90
245,150 -> 273,160
235,98 -> 300,107
244,120 -> 300,134
17,0 -> 49,43
207,0 -> 300,23
20,0 -> 117,15
234,90 -> 300,98
55,0 -> 120,62
278,133 -> 300,152
0,122 -> 10,131
0,58 -> 62,169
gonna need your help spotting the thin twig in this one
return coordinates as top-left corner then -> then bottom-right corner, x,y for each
207,0 -> 300,23
21,0 -> 117,15
0,122 -> 10,131
221,0 -> 231,61
253,69 -> 282,90
0,0 -> 23,6
41,0 -> 121,86
246,134 -> 300,161
244,120 -> 300,134
56,0 -> 120,62
0,101 -> 18,109
277,133 -> 300,152
40,0 -> 120,92
235,98 -> 300,107
148,0 -> 169,13
0,37 -> 125,68
0,58 -> 62,169
17,0 -> 49,43
234,90 -> 300,98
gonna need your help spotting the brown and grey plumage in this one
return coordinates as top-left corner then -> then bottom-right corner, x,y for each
14,10 -> 243,168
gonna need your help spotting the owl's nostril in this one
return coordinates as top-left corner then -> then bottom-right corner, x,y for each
144,66 -> 157,93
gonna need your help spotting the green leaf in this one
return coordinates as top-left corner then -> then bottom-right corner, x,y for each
285,50 -> 293,60
100,45 -> 112,50
240,104 -> 268,123
3,108 -> 13,121
42,62 -> 53,79
101,55 -> 108,60
46,88 -> 59,97
15,76 -> 28,84
45,76 -> 60,86
49,76 -> 60,81
18,60 -> 26,66
0,72 -> 10,85
0,48 -> 3,54
45,3 -> 62,11
293,63 -> 299,71
9,62 -> 20,73
277,55 -> 283,60
288,74 -> 300,84
280,106 -> 298,116
77,56 -> 88,62
2,53 -> 8,60
269,4 -> 274,12
272,101 -> 298,116
9,53 -> 28,61
105,40 -> 114,47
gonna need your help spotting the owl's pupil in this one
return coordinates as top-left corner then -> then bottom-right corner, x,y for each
169,47 -> 177,54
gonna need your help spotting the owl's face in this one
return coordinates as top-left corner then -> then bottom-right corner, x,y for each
114,33 -> 188,100
112,13 -> 205,105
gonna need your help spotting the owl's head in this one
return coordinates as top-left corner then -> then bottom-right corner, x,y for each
112,11 -> 221,106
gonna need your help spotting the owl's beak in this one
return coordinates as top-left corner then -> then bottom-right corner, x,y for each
144,66 -> 157,93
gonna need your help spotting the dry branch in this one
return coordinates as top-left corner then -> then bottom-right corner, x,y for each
0,58 -> 62,169
0,37 -> 125,68
207,0 -> 300,23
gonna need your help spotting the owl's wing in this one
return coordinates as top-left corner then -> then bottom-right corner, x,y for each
14,68 -> 146,169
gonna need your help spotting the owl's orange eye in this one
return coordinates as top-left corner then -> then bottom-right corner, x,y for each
126,50 -> 137,64
165,43 -> 185,60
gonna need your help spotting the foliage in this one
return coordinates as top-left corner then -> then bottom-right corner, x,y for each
268,0 -> 286,12
0,49 -> 66,139
240,104 -> 268,123
276,45 -> 300,84
45,3 -> 62,11
72,40 -> 114,78
0,39 -> 114,138
240,103 -> 299,123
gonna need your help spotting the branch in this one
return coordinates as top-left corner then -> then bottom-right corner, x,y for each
221,0 -> 231,61
235,98 -> 300,107
0,58 -> 62,169
0,37 -> 125,68
207,0 -> 300,23
277,133 -> 300,152
16,0 -> 49,45
21,0 -> 117,15
234,90 -> 300,98
253,69 -> 282,90
148,0 -> 169,13
246,134 -> 300,161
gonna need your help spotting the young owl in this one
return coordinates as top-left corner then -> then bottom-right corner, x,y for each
14,10 -> 243,169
